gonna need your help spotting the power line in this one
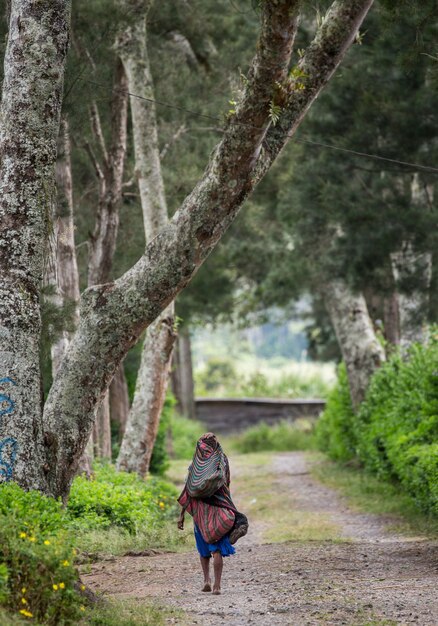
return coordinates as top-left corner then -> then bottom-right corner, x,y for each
79,77 -> 438,176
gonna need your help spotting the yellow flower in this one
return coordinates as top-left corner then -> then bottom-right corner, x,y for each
80,584 -> 86,591
21,598 -> 27,605
44,540 -> 51,546
80,605 -> 86,612
62,560 -> 70,567
59,582 -> 65,589
53,584 -> 58,591
19,532 -> 27,539
72,548 -> 77,555
159,501 -> 165,508
29,536 -> 36,542
19,609 -> 33,618
21,587 -> 26,594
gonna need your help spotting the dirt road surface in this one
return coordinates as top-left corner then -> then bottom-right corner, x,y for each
84,452 -> 438,625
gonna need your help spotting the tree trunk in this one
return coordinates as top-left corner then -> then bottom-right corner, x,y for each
40,0 -> 374,499
117,311 -> 176,474
51,119 -> 81,376
323,279 -> 385,409
178,328 -> 196,419
85,59 -> 129,459
115,9 -> 178,476
0,0 -> 70,490
383,290 -> 400,347
52,118 -> 93,476
109,362 -> 130,440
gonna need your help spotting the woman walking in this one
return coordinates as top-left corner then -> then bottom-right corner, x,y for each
177,433 -> 247,595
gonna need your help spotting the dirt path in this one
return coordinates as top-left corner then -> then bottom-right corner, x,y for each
84,452 -> 438,625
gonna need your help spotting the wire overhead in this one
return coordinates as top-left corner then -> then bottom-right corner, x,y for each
80,78 -> 438,176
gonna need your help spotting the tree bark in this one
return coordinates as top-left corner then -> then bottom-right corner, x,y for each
40,0 -> 374,498
178,328 -> 196,420
51,119 -> 81,376
390,175 -> 433,351
85,59 -> 129,459
323,279 -> 385,409
116,7 -> 177,475
109,362 -> 130,440
0,0 -> 70,490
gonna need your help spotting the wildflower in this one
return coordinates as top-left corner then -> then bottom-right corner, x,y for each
80,584 -> 86,591
19,532 -> 27,539
19,609 -> 33,618
53,584 -> 58,591
159,501 -> 165,508
59,582 -> 65,589
21,597 -> 28,604
29,536 -> 36,542
72,548 -> 77,555
80,605 -> 86,612
62,560 -> 70,567
44,540 -> 51,546
21,587 -> 26,594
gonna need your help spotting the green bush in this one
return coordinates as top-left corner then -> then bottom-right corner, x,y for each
67,462 -> 177,534
316,335 -> 438,515
0,483 -> 82,625
149,394 -> 176,475
230,419 -> 316,453
315,364 -> 355,462
169,414 -> 204,459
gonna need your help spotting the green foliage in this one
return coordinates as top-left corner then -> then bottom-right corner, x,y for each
315,364 -> 355,462
149,394 -> 176,475
316,335 -> 438,515
0,483 -> 82,625
196,357 -> 332,399
229,419 -> 315,454
67,463 -> 177,534
169,414 -> 204,460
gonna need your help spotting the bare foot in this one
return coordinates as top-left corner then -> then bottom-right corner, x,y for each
202,581 -> 212,592
212,587 -> 221,595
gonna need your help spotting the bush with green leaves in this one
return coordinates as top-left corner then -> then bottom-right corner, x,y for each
67,462 -> 177,534
230,419 -> 316,454
169,414 -> 204,459
0,483 -> 82,625
315,363 -> 356,462
316,335 -> 438,515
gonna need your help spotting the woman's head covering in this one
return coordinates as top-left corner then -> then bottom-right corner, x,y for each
198,432 -> 219,451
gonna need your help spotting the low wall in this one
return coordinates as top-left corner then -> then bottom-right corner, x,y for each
195,397 -> 326,434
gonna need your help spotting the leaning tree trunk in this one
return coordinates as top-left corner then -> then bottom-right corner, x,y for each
0,0 -> 70,491
39,0 -> 374,499
323,279 -> 385,410
85,60 -> 128,459
116,8 -> 177,475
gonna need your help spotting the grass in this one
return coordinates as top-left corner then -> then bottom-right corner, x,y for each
310,453 -> 438,538
75,522 -> 193,558
227,451 -> 343,543
226,419 -> 316,454
80,598 -> 185,626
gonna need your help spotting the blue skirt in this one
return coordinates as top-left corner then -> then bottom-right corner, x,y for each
194,524 -> 236,558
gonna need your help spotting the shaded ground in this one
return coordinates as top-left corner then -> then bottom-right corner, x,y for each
84,452 -> 438,625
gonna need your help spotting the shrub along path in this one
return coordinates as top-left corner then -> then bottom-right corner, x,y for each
83,452 -> 437,625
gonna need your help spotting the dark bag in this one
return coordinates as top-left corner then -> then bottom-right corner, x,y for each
229,511 -> 249,545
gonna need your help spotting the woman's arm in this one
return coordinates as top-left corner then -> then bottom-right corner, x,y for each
177,506 -> 185,530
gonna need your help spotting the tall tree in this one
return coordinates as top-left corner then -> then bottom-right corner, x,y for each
116,0 -> 177,475
0,0 -> 374,497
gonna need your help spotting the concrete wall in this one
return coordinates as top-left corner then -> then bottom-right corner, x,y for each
195,397 -> 326,434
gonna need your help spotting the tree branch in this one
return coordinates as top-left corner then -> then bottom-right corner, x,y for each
43,0 -> 374,498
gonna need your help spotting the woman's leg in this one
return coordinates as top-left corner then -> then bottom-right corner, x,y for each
212,551 -> 223,594
200,556 -> 211,592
